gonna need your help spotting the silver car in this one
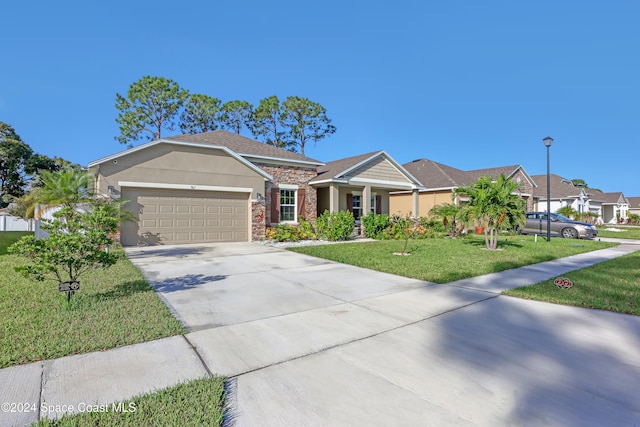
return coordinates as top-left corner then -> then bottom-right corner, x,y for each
519,212 -> 598,239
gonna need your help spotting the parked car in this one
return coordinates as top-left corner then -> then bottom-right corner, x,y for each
519,212 -> 598,239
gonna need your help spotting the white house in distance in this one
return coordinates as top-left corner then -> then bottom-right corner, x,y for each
531,174 -> 629,224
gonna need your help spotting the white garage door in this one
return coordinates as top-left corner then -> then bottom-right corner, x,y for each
121,188 -> 249,246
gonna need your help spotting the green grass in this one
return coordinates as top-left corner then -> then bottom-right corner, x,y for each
290,235 -> 617,284
597,225 -> 640,240
504,251 -> 640,315
0,254 -> 186,368
0,231 -> 32,255
33,376 -> 226,426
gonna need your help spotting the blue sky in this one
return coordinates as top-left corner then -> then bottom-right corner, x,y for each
2,1 -> 639,195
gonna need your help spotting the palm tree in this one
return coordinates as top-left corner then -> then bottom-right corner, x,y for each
34,167 -> 93,228
429,203 -> 465,237
455,175 -> 526,250
556,205 -> 577,219
37,167 -> 92,209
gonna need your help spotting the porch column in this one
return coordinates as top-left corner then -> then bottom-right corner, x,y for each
363,185 -> 371,216
412,189 -> 420,217
329,183 -> 339,213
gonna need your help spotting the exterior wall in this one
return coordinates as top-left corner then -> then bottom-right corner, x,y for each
317,187 -> 330,214
258,164 -> 318,225
95,144 -> 265,198
350,157 -> 407,182
390,190 -> 453,217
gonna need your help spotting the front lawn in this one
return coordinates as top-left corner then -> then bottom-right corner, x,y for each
504,250 -> 640,315
597,225 -> 640,240
0,231 -> 32,255
34,376 -> 226,426
0,254 -> 186,368
290,235 -> 617,284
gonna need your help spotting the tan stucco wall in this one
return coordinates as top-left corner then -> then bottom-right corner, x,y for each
94,144 -> 266,197
390,190 -> 455,216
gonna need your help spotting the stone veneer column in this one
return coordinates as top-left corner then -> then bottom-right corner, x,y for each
251,201 -> 266,240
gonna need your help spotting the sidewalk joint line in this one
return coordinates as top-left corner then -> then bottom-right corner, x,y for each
181,335 -> 213,378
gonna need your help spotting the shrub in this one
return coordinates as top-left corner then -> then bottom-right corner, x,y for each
8,206 -> 122,302
298,216 -> 317,240
361,213 -> 391,239
316,210 -> 355,241
264,217 -> 318,242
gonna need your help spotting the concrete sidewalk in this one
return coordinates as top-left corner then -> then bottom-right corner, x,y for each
1,242 -> 639,426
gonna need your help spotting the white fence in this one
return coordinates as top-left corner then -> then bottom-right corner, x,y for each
0,215 -> 33,231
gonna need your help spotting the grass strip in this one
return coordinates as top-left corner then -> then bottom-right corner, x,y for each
290,235 -> 617,284
504,250 -> 640,315
0,254 -> 185,368
33,375 -> 226,426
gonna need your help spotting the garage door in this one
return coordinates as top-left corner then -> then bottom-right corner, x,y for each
121,188 -> 249,246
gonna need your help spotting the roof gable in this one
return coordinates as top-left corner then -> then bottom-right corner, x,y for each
88,139 -> 273,180
89,130 -> 323,171
312,151 -> 423,188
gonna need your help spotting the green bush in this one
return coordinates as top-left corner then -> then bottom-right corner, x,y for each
298,216 -> 317,240
361,213 -> 391,239
316,210 -> 355,241
265,217 -> 318,242
420,217 -> 445,233
271,224 -> 301,242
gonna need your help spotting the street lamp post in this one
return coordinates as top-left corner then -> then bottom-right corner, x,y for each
543,136 -> 554,242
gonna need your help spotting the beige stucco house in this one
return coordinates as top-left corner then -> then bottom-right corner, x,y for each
89,132 -> 419,246
89,131 -> 324,246
390,158 -> 536,216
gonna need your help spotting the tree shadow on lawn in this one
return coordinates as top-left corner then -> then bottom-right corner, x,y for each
461,237 -> 524,249
89,279 -> 154,301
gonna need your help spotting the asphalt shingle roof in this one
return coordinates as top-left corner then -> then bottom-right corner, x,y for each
530,174 -> 583,199
404,159 -> 523,189
166,130 -> 323,164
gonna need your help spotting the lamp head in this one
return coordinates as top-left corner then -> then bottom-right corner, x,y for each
543,136 -> 554,147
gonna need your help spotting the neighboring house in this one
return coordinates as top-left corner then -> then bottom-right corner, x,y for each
627,197 -> 640,217
531,174 -> 594,215
588,191 -> 629,224
390,159 -> 536,216
89,132 -> 418,246
531,174 -> 629,224
310,151 -> 424,221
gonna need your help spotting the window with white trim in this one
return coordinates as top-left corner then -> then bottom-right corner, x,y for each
352,195 -> 362,220
370,195 -> 376,214
280,189 -> 296,222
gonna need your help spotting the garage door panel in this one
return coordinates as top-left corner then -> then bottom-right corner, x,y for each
122,188 -> 249,246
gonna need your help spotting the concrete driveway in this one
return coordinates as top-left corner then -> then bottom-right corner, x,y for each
127,242 -> 640,426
